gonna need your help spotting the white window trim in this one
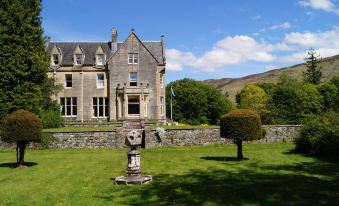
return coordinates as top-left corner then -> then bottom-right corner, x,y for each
75,54 -> 84,66
96,73 -> 104,88
129,72 -> 137,87
160,73 -> 164,88
92,97 -> 108,118
61,97 -> 77,117
128,53 -> 138,65
96,54 -> 105,66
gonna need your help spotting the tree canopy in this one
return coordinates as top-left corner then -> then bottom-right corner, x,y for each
166,78 -> 233,125
0,0 -> 48,118
303,49 -> 322,84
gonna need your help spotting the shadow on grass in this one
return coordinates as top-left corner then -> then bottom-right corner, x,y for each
96,160 -> 339,206
201,156 -> 249,161
0,162 -> 38,168
285,149 -> 339,163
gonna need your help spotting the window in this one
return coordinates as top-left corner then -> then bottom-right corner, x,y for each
144,95 -> 148,117
60,97 -> 77,117
160,96 -> 164,116
75,54 -> 82,65
129,72 -> 137,86
97,73 -> 104,88
96,54 -> 105,66
65,74 -> 72,88
93,97 -> 108,117
128,53 -> 138,64
128,96 -> 140,115
52,54 -> 59,65
160,74 -> 164,88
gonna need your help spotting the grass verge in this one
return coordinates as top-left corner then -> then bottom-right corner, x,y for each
0,143 -> 338,205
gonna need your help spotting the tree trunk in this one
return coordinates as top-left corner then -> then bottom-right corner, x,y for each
236,139 -> 243,160
17,142 -> 27,167
16,144 -> 19,164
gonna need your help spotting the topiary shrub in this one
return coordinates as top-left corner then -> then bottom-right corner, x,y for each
0,110 -> 43,167
220,109 -> 262,160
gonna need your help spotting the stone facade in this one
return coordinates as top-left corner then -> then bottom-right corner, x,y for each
46,29 -> 166,123
0,125 -> 302,149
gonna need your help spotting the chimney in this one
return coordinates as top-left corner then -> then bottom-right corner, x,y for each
161,35 -> 166,64
111,28 -> 118,52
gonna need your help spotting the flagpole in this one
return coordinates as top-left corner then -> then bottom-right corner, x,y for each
170,92 -> 173,120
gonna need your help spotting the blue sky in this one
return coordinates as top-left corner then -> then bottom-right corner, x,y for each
42,0 -> 339,83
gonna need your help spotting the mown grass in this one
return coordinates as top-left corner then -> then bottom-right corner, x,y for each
0,143 -> 338,206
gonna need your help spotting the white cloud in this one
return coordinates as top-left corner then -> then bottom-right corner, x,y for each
265,65 -> 278,71
260,22 -> 291,33
299,0 -> 339,15
166,26 -> 339,72
251,15 -> 262,21
165,49 -> 196,71
167,36 -> 276,72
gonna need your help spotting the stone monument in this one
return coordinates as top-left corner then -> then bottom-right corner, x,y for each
115,130 -> 152,185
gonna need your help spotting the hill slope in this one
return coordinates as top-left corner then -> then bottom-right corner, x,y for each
204,54 -> 339,102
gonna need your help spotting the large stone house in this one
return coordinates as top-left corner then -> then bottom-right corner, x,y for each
46,29 -> 166,123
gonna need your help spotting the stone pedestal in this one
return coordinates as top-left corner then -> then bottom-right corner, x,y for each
115,148 -> 152,185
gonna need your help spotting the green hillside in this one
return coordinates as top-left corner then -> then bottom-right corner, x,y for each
204,54 -> 339,102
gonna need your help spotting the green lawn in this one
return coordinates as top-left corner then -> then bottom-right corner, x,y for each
0,143 -> 338,206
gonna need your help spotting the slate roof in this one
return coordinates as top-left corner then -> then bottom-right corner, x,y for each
46,41 -> 164,66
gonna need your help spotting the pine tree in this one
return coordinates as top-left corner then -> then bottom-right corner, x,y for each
303,49 -> 322,84
0,0 -> 48,118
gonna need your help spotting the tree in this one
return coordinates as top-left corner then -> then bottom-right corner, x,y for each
303,49 -> 322,84
317,82 -> 338,111
220,109 -> 262,160
166,78 -> 233,125
0,110 -> 43,167
0,0 -> 48,118
238,84 -> 269,122
269,74 -> 323,124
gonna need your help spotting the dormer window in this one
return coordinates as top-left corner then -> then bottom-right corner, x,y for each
75,54 -> 83,65
52,54 -> 59,65
96,54 -> 105,66
128,53 -> 138,64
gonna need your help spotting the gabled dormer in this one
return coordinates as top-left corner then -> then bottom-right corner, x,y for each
73,45 -> 85,66
50,45 -> 62,66
95,45 -> 106,67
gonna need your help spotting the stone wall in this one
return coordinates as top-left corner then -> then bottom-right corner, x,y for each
146,125 -> 302,147
0,125 -> 301,149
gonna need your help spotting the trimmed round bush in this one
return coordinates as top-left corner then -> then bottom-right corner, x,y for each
220,109 -> 262,141
1,110 -> 43,166
220,109 -> 262,159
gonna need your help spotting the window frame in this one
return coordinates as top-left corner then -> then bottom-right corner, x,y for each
75,54 -> 83,65
160,96 -> 164,116
129,72 -> 137,87
160,73 -> 164,88
52,54 -> 59,65
92,97 -> 108,118
65,74 -> 72,88
60,97 -> 77,117
128,53 -> 138,64
96,73 -> 104,88
96,54 -> 105,66
128,95 -> 140,116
